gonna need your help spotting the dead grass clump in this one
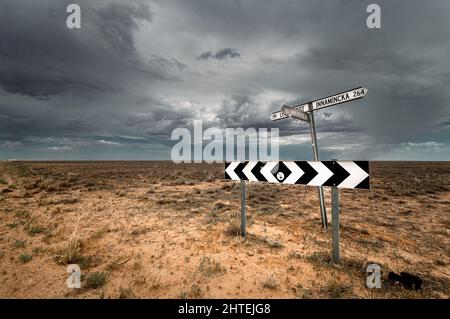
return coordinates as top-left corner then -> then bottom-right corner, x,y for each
179,284 -> 203,299
55,238 -> 84,265
118,287 -> 136,299
198,256 -> 226,277
130,227 -> 148,236
262,275 -> 278,289
224,221 -> 241,237
322,280 -> 352,298
61,197 -> 79,205
15,210 -> 31,219
85,272 -> 108,289
211,200 -> 229,212
306,252 -> 332,267
27,225 -> 47,236
266,238 -> 283,249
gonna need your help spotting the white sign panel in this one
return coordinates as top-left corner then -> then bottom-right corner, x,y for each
310,87 -> 368,112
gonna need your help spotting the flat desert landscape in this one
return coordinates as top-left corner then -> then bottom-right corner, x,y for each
0,161 -> 448,299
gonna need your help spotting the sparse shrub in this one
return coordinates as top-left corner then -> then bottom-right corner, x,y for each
118,287 -> 136,299
288,251 -> 302,259
106,259 -> 120,271
211,200 -> 228,211
262,276 -> 278,289
322,280 -> 351,299
178,285 -> 203,299
61,198 -> 79,205
19,253 -> 33,263
13,240 -> 26,248
55,238 -> 84,265
15,210 -> 30,219
32,247 -> 44,255
224,221 -> 241,237
85,272 -> 108,289
306,252 -> 331,266
198,256 -> 226,277
27,225 -> 47,236
189,284 -> 203,298
148,275 -> 161,290
130,227 -> 148,236
266,239 -> 283,249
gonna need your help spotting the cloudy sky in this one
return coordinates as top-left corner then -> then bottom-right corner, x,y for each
0,0 -> 449,160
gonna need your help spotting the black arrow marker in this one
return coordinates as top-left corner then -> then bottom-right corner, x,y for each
354,161 -> 370,189
295,161 -> 318,184
251,161 -> 267,182
323,161 -> 350,187
235,162 -> 248,181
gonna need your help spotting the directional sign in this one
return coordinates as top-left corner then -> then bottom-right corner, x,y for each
271,87 -> 368,121
225,161 -> 370,189
271,103 -> 309,122
281,105 -> 309,122
308,87 -> 368,112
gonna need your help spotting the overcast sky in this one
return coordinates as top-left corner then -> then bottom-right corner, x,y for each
0,0 -> 449,160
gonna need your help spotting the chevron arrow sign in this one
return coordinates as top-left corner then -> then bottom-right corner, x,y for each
225,161 -> 370,189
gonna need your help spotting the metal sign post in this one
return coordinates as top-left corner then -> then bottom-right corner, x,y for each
240,180 -> 247,238
330,159 -> 340,263
271,87 -> 368,229
225,160 -> 370,261
308,108 -> 328,228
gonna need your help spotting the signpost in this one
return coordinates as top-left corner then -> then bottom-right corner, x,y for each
271,87 -> 368,228
224,160 -> 370,263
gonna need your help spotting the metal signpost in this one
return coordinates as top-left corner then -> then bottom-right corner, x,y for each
240,180 -> 247,238
330,159 -> 340,263
271,87 -> 368,228
225,160 -> 370,262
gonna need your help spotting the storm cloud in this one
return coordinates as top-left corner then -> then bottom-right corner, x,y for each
197,48 -> 241,61
0,0 -> 449,160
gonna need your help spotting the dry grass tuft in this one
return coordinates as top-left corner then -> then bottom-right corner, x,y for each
262,275 -> 278,289
55,238 -> 84,265
224,220 -> 241,237
198,256 -> 226,277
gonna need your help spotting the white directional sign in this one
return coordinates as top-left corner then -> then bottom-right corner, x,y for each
271,87 -> 368,121
308,87 -> 368,112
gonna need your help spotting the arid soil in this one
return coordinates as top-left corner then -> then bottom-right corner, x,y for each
0,161 -> 448,299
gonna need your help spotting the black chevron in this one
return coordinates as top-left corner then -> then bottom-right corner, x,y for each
323,161 -> 350,187
224,162 -> 231,180
354,161 -> 370,189
251,161 -> 266,182
235,162 -> 248,181
295,161 -> 318,184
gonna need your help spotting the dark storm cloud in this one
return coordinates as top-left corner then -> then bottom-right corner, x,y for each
197,48 -> 241,61
0,0 -> 449,160
0,0 -> 164,98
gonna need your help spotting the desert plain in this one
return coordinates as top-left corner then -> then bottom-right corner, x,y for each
0,161 -> 448,298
